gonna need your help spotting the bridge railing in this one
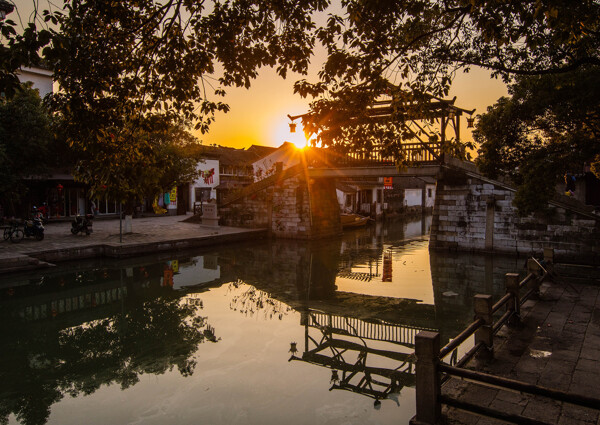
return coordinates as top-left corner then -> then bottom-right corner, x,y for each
308,310 -> 435,347
306,142 -> 442,167
410,249 -> 600,425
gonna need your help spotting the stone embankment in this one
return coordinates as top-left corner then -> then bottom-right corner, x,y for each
430,158 -> 600,262
0,214 -> 267,274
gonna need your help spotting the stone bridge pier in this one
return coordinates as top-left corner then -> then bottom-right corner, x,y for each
222,168 -> 342,239
223,155 -> 600,261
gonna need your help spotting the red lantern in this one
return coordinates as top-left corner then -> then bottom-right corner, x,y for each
56,183 -> 63,194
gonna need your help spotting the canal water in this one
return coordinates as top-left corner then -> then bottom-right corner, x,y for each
0,216 -> 526,425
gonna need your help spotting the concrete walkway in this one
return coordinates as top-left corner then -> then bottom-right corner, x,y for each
0,214 -> 267,273
444,277 -> 600,424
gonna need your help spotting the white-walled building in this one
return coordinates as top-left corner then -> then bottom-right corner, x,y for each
17,66 -> 53,97
188,158 -> 220,212
252,142 -> 302,181
388,176 -> 437,214
335,180 -> 384,218
424,181 -> 436,208
404,188 -> 422,207
336,176 -> 437,217
185,145 -> 275,212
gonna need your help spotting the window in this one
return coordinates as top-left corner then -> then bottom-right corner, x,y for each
427,188 -> 433,198
195,187 -> 211,202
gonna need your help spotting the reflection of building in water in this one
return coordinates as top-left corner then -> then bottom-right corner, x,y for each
289,309 -> 437,404
0,258 -> 201,326
0,262 -> 216,425
1,272 -> 129,325
172,255 -> 221,290
382,250 -> 393,282
337,267 -> 380,282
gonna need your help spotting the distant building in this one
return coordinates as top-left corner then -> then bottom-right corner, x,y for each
252,142 -> 302,181
17,66 -> 53,97
335,176 -> 436,218
188,158 -> 220,214
385,177 -> 436,214
186,144 -> 277,212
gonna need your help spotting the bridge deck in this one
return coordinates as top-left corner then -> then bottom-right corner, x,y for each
307,164 -> 441,178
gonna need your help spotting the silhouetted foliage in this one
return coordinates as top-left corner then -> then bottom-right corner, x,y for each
296,0 -> 600,153
3,1 -> 599,170
3,0 -> 327,204
0,85 -> 52,215
474,66 -> 600,215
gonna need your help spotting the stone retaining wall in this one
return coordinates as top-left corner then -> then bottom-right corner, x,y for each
223,175 -> 342,239
430,167 -> 600,262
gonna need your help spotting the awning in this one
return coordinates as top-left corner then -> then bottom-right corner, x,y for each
336,182 -> 357,193
347,181 -> 382,190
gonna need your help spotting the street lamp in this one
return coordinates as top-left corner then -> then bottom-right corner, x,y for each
287,113 -> 305,134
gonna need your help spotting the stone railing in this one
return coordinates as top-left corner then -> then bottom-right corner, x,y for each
410,249 -> 600,424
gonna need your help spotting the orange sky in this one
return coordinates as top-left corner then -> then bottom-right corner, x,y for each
13,2 -> 509,151
201,65 -> 508,150
198,2 -> 509,150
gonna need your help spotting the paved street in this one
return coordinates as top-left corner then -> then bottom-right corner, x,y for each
0,214 -> 265,272
444,278 -> 600,424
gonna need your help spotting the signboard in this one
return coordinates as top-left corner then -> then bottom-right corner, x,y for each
384,177 -> 393,190
201,168 -> 215,184
170,187 -> 177,204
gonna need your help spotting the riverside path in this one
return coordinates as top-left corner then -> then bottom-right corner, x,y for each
0,214 -> 267,274
443,277 -> 600,425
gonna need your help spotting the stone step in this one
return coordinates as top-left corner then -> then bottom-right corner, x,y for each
0,254 -> 54,274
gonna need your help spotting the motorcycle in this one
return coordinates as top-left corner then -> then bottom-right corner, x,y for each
71,214 -> 94,235
12,216 -> 45,242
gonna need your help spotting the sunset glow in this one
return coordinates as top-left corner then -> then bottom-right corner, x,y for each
273,119 -> 309,149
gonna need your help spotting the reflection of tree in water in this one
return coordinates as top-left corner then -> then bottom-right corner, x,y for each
228,280 -> 293,320
0,297 -> 214,425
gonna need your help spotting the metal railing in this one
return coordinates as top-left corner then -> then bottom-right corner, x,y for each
410,248 -> 600,425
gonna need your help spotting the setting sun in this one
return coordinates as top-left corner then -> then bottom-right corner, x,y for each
273,119 -> 309,149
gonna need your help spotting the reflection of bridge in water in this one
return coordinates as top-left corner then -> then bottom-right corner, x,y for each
307,310 -> 428,348
290,309 -> 439,404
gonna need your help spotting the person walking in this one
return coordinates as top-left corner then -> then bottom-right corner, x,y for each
90,199 -> 98,216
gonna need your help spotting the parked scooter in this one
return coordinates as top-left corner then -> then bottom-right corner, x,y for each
23,216 -> 45,240
15,208 -> 45,242
71,214 -> 94,235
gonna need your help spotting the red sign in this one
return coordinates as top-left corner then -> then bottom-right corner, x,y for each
384,177 -> 393,189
